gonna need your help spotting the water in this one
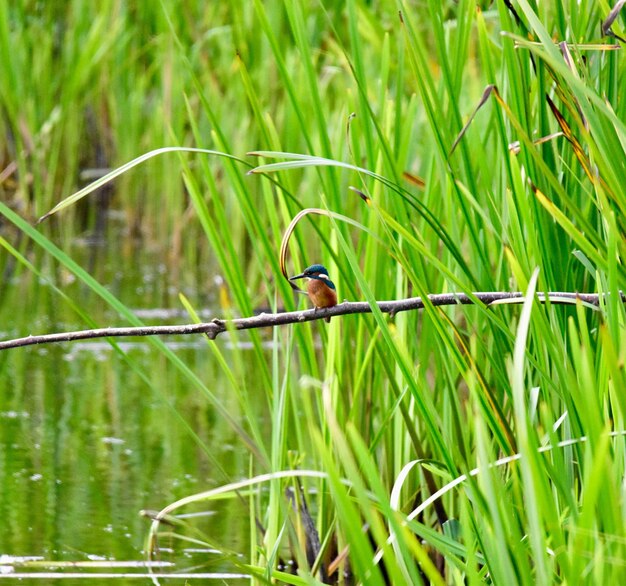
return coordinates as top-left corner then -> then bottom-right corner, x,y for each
0,224 -> 255,583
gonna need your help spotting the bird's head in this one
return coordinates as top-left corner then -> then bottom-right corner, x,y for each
289,264 -> 336,290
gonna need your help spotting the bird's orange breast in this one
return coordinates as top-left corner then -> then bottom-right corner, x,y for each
306,279 -> 337,309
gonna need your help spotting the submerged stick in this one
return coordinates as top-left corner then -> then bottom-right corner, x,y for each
0,291 -> 616,350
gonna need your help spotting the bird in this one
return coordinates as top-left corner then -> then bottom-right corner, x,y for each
289,264 -> 338,322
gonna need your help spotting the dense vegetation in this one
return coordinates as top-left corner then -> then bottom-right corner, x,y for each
2,1 -> 626,583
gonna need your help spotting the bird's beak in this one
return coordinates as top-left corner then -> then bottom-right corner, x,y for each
289,272 -> 306,281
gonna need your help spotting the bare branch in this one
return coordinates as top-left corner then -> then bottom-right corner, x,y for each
0,291 -> 616,351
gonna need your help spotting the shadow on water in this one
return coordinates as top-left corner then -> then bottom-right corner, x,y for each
0,223 -> 259,584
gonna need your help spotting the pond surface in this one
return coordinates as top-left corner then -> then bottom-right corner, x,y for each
0,222 -> 256,584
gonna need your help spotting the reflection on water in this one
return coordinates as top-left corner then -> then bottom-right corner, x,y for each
63,338 -> 281,360
0,232 -> 258,584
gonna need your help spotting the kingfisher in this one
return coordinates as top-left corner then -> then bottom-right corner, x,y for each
289,264 -> 337,322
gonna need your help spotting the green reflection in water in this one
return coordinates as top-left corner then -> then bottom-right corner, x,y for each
0,243 -> 256,584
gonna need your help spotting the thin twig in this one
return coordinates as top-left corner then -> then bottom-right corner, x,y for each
0,291 -> 617,351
